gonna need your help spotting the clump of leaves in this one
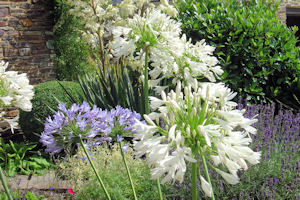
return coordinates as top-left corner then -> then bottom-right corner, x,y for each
0,191 -> 46,200
55,144 -> 185,200
0,139 -> 51,177
176,0 -> 300,110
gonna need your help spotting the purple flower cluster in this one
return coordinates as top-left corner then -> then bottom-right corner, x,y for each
40,102 -> 140,155
236,100 -> 300,199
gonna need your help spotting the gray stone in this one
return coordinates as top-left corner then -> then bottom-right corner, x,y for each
46,40 -> 54,50
0,8 -> 8,17
19,48 -> 31,56
45,31 -> 54,36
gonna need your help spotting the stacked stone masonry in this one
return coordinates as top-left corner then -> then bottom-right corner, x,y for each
278,0 -> 300,23
0,0 -> 55,84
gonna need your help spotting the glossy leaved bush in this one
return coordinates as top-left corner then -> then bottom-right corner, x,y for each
176,0 -> 300,110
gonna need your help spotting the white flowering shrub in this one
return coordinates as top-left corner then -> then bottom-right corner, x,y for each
66,0 -> 222,88
63,1 -> 261,199
133,80 -> 261,197
0,61 -> 34,132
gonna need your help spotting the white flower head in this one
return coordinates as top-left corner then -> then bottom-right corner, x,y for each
133,80 -> 260,187
0,61 -> 34,132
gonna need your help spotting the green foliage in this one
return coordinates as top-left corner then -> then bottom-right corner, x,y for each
176,0 -> 300,110
0,138 -> 51,177
66,64 -> 143,113
55,144 -> 183,200
0,191 -> 45,200
19,81 -> 84,144
53,0 -> 95,81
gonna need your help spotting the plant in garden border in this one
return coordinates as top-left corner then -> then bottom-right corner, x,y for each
133,80 -> 261,200
0,139 -> 51,177
0,60 -> 34,200
175,0 -> 300,110
40,102 -> 142,200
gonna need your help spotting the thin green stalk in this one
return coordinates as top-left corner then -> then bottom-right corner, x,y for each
143,47 -> 150,115
192,162 -> 198,200
200,152 -> 215,200
80,139 -> 111,200
156,178 -> 163,200
0,166 -> 13,200
119,142 -> 138,200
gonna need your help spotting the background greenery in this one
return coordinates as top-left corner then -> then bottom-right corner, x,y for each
176,0 -> 300,110
52,0 -> 95,81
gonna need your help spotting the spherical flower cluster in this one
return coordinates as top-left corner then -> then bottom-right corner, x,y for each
133,80 -> 261,196
40,102 -> 141,155
0,61 -> 34,132
110,8 -> 222,87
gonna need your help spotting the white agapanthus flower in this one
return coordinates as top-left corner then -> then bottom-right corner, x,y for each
133,80 -> 260,196
0,61 -> 34,132
110,8 -> 222,87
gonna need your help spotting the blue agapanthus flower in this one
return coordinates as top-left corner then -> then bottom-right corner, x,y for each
40,102 -> 141,155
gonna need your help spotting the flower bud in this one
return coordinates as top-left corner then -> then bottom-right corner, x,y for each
186,125 -> 190,138
192,129 -> 197,138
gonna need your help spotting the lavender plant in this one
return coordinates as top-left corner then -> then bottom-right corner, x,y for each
206,101 -> 300,199
40,102 -> 141,200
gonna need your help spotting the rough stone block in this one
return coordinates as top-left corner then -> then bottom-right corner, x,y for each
8,18 -> 19,26
21,31 -> 42,36
19,48 -> 31,56
3,48 -> 17,57
46,40 -> 54,49
0,8 -> 8,17
0,21 -> 6,26
19,19 -> 33,27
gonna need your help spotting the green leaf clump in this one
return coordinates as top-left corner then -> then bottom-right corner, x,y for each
0,138 -> 51,177
176,0 -> 300,110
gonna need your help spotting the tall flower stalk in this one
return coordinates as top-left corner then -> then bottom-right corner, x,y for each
79,138 -> 111,200
0,166 -> 13,200
117,138 -> 137,200
133,80 -> 261,199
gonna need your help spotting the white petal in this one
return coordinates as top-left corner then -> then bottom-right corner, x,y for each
200,176 -> 212,197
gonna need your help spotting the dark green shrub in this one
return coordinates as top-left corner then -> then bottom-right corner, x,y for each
176,0 -> 300,110
19,81 -> 84,143
53,0 -> 95,81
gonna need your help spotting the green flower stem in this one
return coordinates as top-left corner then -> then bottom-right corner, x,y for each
192,162 -> 198,200
142,47 -> 163,200
143,47 -> 150,115
156,178 -> 163,200
200,152 -> 215,200
79,139 -> 111,200
119,142 -> 138,200
0,166 -> 13,200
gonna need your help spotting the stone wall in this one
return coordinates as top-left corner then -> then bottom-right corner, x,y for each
0,0 -> 55,84
278,0 -> 300,23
